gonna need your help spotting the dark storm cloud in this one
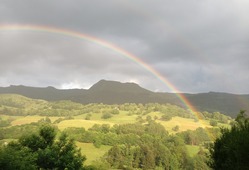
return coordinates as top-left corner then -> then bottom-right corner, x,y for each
0,0 -> 249,93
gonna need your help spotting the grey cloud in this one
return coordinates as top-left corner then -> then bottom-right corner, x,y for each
0,0 -> 249,93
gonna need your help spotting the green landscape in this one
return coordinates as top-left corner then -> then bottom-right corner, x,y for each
1,1 -> 249,169
0,91 -> 238,169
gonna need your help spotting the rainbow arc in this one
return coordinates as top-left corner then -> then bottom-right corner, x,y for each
0,24 -> 201,118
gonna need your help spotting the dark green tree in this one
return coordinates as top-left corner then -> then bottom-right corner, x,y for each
101,112 -> 113,119
0,124 -> 86,170
208,110 -> 249,170
50,132 -> 85,170
0,142 -> 37,170
209,119 -> 218,127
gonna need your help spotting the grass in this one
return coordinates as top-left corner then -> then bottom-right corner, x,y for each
57,119 -> 115,130
9,116 -> 64,126
73,114 -> 214,134
6,113 -> 216,133
157,117 -> 212,133
103,111 -> 138,124
3,112 -> 227,135
76,142 -> 111,165
0,114 -> 23,121
11,115 -> 45,126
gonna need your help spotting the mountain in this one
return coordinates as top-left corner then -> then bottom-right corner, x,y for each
1,80 -> 249,117
83,80 -> 181,104
185,92 -> 249,117
0,85 -> 87,101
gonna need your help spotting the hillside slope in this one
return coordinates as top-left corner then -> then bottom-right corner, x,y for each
1,80 -> 249,117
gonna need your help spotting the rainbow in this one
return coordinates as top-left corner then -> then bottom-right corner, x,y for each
0,24 -> 200,117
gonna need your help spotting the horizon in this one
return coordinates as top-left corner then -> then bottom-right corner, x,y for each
1,79 -> 248,95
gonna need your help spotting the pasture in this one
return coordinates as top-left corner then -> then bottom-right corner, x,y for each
76,142 -> 111,165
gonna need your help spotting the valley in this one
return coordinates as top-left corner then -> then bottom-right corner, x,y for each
0,92 -> 232,169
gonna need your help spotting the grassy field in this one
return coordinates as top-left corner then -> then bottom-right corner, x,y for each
2,112 -> 223,133
72,111 -> 214,133
57,119 -> 115,130
11,115 -> 45,126
1,110 -> 230,136
104,111 -> 138,124
157,117 -> 212,133
76,142 -> 111,165
10,116 -> 64,126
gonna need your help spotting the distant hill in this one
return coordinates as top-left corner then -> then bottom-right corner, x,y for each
1,79 -> 249,117
185,92 -> 249,117
0,85 -> 87,101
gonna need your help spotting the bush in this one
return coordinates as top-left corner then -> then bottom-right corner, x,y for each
172,125 -> 180,132
101,113 -> 113,119
85,114 -> 92,120
210,120 -> 218,126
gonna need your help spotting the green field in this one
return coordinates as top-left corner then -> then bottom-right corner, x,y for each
56,115 -> 213,132
11,115 -> 45,126
76,142 -> 111,165
1,113 -> 226,133
10,115 -> 64,126
157,117 -> 212,133
57,119 -> 115,130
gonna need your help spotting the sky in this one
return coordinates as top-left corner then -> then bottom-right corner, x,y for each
0,0 -> 249,94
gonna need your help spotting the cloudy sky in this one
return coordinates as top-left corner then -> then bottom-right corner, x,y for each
0,0 -> 249,93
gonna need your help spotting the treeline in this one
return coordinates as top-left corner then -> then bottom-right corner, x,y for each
0,122 -> 43,140
177,128 -> 220,146
0,94 -> 232,124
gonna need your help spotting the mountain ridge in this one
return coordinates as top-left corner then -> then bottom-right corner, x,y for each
1,80 -> 249,117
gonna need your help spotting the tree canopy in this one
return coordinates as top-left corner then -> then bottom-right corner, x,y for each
209,110 -> 249,170
0,124 -> 86,170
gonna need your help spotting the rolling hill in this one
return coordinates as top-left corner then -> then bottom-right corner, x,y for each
1,79 -> 249,117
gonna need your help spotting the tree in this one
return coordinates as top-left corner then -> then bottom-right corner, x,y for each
0,124 -> 86,170
50,132 -> 85,170
101,112 -> 113,119
208,110 -> 249,170
161,114 -> 172,121
85,113 -> 92,120
209,119 -> 218,126
192,147 -> 210,170
172,125 -> 180,132
0,142 -> 37,170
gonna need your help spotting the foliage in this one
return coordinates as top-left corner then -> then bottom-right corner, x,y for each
101,122 -> 193,169
0,124 -> 86,169
172,125 -> 180,132
209,110 -> 249,170
177,127 -> 212,145
101,112 -> 112,119
0,122 -> 41,139
192,147 -> 210,170
202,111 -> 231,123
85,113 -> 92,120
0,142 -> 37,170
209,119 -> 218,126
